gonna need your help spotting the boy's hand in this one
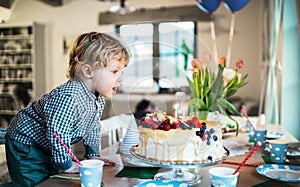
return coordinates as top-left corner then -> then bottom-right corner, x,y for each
87,157 -> 116,166
62,161 -> 79,174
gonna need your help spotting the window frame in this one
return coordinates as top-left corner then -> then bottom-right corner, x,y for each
115,21 -> 197,93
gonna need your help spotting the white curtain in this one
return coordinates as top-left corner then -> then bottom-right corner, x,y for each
259,0 -> 283,124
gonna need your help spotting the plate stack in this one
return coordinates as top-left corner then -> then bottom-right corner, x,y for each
120,115 -> 140,154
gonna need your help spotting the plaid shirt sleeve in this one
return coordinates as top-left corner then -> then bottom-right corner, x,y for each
83,98 -> 104,158
45,92 -> 76,171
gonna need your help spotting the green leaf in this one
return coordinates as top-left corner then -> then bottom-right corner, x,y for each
226,115 -> 240,136
187,77 -> 197,99
226,89 -> 238,97
211,64 -> 224,96
217,105 -> 240,136
217,98 -> 241,117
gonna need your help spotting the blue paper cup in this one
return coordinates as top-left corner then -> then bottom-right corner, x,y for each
78,159 -> 104,187
209,167 -> 239,187
268,139 -> 289,163
253,129 -> 267,147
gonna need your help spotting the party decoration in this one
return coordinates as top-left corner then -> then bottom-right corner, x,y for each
195,0 -> 221,60
196,0 -> 221,14
223,0 -> 250,13
232,142 -> 261,175
225,13 -> 235,66
223,0 -> 250,64
241,105 -> 255,131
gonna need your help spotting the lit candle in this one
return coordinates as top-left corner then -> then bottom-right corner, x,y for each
174,103 -> 179,118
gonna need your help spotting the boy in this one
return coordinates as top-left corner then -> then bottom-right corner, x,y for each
5,32 -> 130,186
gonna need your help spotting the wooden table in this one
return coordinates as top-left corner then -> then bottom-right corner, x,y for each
37,125 -> 300,187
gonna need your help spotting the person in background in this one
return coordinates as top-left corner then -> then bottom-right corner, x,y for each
5,32 -> 130,187
133,99 -> 157,119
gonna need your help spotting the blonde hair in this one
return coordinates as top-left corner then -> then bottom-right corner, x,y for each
67,32 -> 130,81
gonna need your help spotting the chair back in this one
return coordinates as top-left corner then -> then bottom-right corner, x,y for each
100,114 -> 131,146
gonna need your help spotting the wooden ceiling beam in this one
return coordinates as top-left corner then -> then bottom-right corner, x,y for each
99,5 -> 211,25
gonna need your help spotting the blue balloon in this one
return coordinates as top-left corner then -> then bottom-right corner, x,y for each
196,0 -> 221,14
223,0 -> 250,13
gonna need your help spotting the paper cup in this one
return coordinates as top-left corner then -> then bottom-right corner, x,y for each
253,129 -> 267,147
78,159 -> 104,187
268,139 -> 289,163
209,167 -> 239,187
208,167 -> 240,187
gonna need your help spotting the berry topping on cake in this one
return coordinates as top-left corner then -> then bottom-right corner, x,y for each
192,116 -> 203,128
171,121 -> 180,129
195,122 -> 217,145
140,112 -> 206,131
207,156 -> 213,161
139,112 -> 216,133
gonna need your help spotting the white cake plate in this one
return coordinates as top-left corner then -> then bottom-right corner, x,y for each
130,146 -> 229,185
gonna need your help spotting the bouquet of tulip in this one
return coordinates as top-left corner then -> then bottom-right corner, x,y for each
187,53 -> 248,135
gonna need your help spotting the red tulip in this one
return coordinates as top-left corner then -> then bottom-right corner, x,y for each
236,58 -> 244,69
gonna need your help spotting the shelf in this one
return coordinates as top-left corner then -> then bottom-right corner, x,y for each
0,64 -> 33,68
0,34 -> 33,40
0,49 -> 33,54
0,78 -> 32,84
0,110 -> 18,115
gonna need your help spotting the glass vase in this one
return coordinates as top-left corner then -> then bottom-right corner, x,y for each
198,110 -> 209,120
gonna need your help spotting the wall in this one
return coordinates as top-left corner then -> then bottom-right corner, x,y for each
198,1 -> 262,102
5,0 -> 262,101
282,0 -> 300,140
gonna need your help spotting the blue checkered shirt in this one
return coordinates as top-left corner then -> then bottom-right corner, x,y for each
7,80 -> 105,170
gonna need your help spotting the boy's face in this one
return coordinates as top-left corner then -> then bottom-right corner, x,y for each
92,60 -> 126,98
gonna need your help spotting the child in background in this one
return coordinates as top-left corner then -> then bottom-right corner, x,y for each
5,32 -> 130,186
133,99 -> 157,119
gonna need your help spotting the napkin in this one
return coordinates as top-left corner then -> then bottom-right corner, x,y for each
115,146 -> 121,154
115,166 -> 160,179
262,155 -> 300,166
50,174 -> 80,180
251,180 -> 294,187
248,136 -> 255,142
223,140 -> 250,156
51,174 -> 105,187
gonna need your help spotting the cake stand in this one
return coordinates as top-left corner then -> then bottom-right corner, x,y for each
130,146 -> 230,185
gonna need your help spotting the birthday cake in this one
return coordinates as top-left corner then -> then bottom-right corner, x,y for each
132,112 -> 228,163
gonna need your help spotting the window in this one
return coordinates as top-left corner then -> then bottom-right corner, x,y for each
117,21 -> 195,93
